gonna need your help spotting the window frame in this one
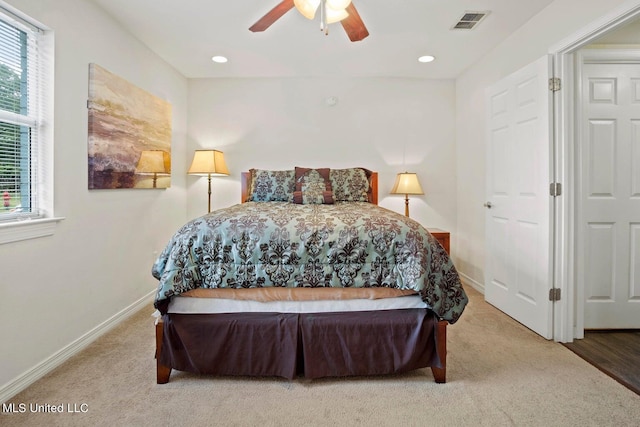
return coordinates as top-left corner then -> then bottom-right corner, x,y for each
0,3 -> 61,244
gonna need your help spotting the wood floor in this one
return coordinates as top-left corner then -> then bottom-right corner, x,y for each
563,330 -> 640,395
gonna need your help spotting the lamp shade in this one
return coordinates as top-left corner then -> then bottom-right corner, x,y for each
326,0 -> 352,9
294,0 -> 321,19
188,150 -> 229,176
325,6 -> 349,23
136,150 -> 170,174
294,0 -> 349,22
390,172 -> 424,195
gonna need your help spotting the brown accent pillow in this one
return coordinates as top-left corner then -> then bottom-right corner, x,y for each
292,167 -> 334,204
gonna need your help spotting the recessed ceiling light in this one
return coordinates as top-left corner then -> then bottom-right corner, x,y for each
211,55 -> 228,63
418,55 -> 435,63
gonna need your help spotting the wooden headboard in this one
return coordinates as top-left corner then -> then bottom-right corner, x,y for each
241,171 -> 378,205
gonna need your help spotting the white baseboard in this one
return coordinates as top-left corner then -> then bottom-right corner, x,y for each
0,290 -> 155,404
458,272 -> 484,294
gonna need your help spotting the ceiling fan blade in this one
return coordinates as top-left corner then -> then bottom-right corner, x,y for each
249,0 -> 295,32
341,3 -> 369,42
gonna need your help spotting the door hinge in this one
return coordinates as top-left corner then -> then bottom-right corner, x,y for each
549,77 -> 561,92
549,288 -> 561,301
550,182 -> 562,197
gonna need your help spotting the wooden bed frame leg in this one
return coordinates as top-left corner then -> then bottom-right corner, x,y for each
155,318 -> 171,384
431,320 -> 447,383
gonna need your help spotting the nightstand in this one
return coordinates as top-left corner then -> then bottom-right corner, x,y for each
427,228 -> 450,254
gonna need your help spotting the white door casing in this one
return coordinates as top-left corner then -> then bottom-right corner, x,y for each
485,55 -> 554,339
547,0 -> 640,342
577,49 -> 640,329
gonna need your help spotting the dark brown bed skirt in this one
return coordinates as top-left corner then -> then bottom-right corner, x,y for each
159,309 -> 442,380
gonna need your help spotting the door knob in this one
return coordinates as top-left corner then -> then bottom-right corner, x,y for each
484,202 -> 493,209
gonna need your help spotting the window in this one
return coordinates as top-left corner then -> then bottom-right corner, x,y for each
0,4 -> 57,243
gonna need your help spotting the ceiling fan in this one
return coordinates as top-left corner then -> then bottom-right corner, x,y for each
249,0 -> 369,42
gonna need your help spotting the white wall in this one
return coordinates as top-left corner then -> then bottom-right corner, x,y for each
0,0 -> 188,393
187,77 -> 458,236
454,0 -> 636,290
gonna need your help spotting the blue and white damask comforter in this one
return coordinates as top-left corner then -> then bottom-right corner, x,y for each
152,201 -> 468,323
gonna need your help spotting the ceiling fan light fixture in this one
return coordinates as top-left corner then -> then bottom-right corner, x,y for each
294,0 -> 321,20
325,6 -> 349,24
326,0 -> 352,9
249,0 -> 368,42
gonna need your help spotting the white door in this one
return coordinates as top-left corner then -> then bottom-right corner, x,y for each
578,51 -> 640,329
485,55 -> 554,339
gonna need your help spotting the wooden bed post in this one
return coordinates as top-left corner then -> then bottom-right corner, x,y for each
155,318 -> 172,384
430,320 -> 447,383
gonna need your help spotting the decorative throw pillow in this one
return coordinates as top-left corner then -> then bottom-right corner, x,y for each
293,167 -> 334,204
330,168 -> 371,202
248,169 -> 295,202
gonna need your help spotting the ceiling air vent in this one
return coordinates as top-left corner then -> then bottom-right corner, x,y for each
452,11 -> 489,30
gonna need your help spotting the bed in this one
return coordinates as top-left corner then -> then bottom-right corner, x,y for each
153,167 -> 468,384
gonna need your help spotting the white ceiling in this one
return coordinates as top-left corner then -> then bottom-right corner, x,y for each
90,0 -> 556,79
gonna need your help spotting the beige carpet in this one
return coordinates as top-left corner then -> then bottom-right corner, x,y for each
2,287 -> 639,427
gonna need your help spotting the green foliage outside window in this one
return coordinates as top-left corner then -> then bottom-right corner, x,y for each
0,20 -> 28,213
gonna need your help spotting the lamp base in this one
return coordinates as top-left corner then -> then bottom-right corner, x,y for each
207,175 -> 212,213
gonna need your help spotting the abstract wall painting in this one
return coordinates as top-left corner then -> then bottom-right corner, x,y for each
87,63 -> 172,189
